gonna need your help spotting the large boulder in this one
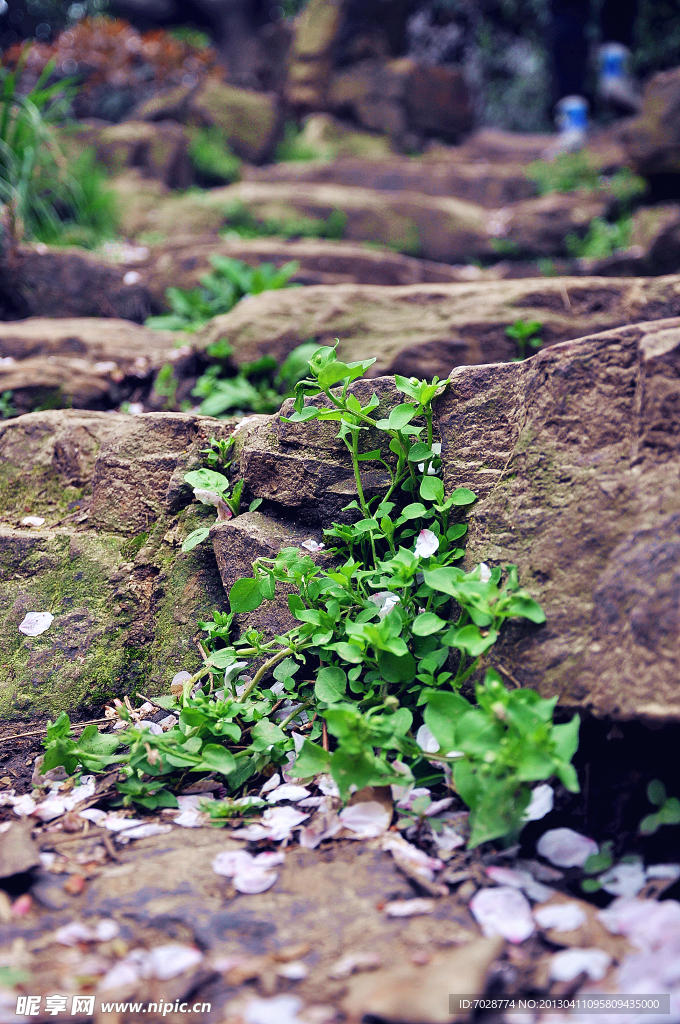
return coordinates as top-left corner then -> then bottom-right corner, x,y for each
94,120 -> 193,189
194,275 -> 680,380
115,177 -> 609,259
0,411 -> 232,720
186,78 -> 282,163
0,318 -> 184,414
244,153 -> 538,207
440,317 -> 680,722
619,67 -> 680,177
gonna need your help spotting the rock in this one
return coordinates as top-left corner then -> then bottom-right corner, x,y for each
0,318 -> 182,414
619,67 -> 680,177
244,153 -> 537,208
286,0 -> 346,109
2,245 -> 157,322
132,83 -> 197,123
124,178 -> 608,260
0,820 -> 39,879
0,410 -> 231,717
341,936 -> 504,1023
94,120 -> 193,189
211,511 -> 326,636
439,317 -> 680,722
140,237 -> 467,296
186,79 -> 281,164
328,58 -> 473,148
284,113 -> 395,161
194,275 -> 680,382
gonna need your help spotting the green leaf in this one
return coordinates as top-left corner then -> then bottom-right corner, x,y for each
315,666 -> 347,703
229,577 -> 265,613
647,779 -> 667,806
184,469 -> 229,493
200,744 -> 237,774
377,650 -> 417,683
551,714 -> 580,763
502,594 -> 546,624
400,503 -> 428,520
448,487 -> 476,506
329,748 -> 401,796
182,527 -> 211,552
331,642 -> 365,664
250,719 -> 287,750
422,566 -> 464,597
289,739 -> 331,778
412,613 -> 447,636
424,690 -> 471,752
660,797 -> 680,825
448,624 -> 498,657
408,442 -> 434,462
207,648 -> 238,669
420,477 -> 445,503
387,403 -> 417,430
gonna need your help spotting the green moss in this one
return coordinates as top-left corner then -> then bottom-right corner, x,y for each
121,531 -> 150,561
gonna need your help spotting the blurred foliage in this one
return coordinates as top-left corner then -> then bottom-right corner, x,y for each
222,201 -> 346,242
188,126 -> 241,185
527,152 -> 646,203
274,120 -> 324,163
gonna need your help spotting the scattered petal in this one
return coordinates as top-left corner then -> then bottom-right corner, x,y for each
276,961 -> 308,980
534,902 -> 587,932
598,860 -> 647,898
213,849 -> 285,894
328,951 -> 382,979
21,516 -> 45,527
477,562 -> 492,583
384,898 -> 436,917
267,784 -> 311,804
244,995 -> 304,1024
119,823 -> 172,840
523,784 -> 554,822
485,866 -> 554,903
431,826 -> 466,852
598,897 -> 680,951
368,591 -> 400,619
12,794 -> 36,817
143,944 -> 202,980
549,947 -> 611,982
536,828 -> 598,868
317,775 -> 340,797
194,489 -> 222,506
260,773 -> 281,796
470,886 -> 535,943
19,612 -> 53,637
647,863 -> 680,880
55,922 -> 97,946
339,801 -> 392,839
415,724 -> 439,753
301,539 -> 324,552
414,529 -> 439,558
394,786 -> 431,810
123,270 -> 141,285
299,810 -> 342,849
382,833 -> 443,883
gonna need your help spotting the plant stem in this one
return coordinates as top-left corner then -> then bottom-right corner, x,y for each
240,648 -> 294,700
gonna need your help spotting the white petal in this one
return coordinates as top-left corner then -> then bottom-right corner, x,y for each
266,784 -> 311,804
261,805 -> 309,839
598,860 -> 647,898
301,539 -> 324,552
478,562 -> 492,583
233,868 -> 279,894
193,489 -> 222,506
536,828 -> 598,868
597,897 -> 680,951
415,724 -> 440,753
21,517 -> 45,527
12,795 -> 36,816
339,801 -> 392,839
470,886 -> 535,943
523,784 -> 554,821
243,995 -> 304,1024
120,823 -> 172,839
534,902 -> 587,931
317,775 -> 340,797
382,833 -> 443,882
431,826 -> 466,852
646,863 -> 680,880
212,850 -> 254,877
414,529 -> 439,558
19,612 -> 53,637
260,773 -> 281,795
144,944 -> 202,980
368,591 -> 400,619
94,920 -> 120,942
55,922 -> 96,945
485,865 -> 554,903
384,898 -> 436,917
549,947 -> 611,982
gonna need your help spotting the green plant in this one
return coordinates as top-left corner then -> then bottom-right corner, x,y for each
145,255 -> 300,333
638,779 -> 680,836
505,319 -> 543,360
192,339 -> 320,418
41,350 -> 579,848
0,391 -> 17,419
275,121 -> 323,163
188,127 -> 241,185
527,152 -> 601,195
33,147 -> 119,248
566,215 -> 632,260
222,201 -> 346,242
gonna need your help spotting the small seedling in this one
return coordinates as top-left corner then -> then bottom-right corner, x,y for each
506,319 -> 543,360
639,779 -> 680,836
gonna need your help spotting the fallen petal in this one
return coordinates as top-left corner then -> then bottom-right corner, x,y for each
415,724 -> 439,753
244,995 -> 304,1024
267,784 -> 311,804
328,950 -> 382,979
549,947 -> 611,982
534,902 -> 587,932
120,823 -> 172,840
470,886 -> 535,943
598,860 -> 647,898
384,898 -> 436,917
414,529 -> 439,559
143,944 -> 202,980
598,897 -> 680,951
260,773 -> 281,795
523,784 -> 554,822
382,833 -> 443,882
21,517 -> 45,527
536,828 -> 598,868
212,850 -> 255,877
18,612 -> 53,637
485,866 -> 554,903
339,801 -> 392,839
